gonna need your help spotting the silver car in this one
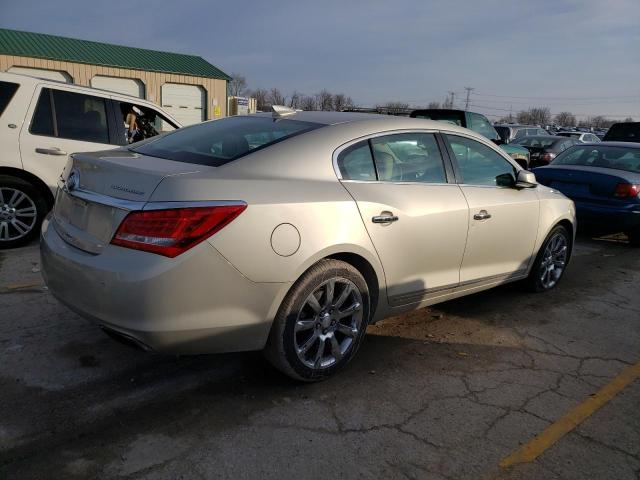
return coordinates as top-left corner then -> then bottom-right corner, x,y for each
41,109 -> 576,381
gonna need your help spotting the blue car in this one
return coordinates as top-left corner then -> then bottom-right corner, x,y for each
533,142 -> 640,245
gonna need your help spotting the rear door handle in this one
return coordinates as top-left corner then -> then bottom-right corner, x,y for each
372,213 -> 399,224
35,147 -> 67,156
473,210 -> 492,221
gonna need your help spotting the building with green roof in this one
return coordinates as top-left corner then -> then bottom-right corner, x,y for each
0,28 -> 231,123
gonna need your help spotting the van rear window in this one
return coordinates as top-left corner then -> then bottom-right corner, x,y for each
0,81 -> 19,116
132,116 -> 323,166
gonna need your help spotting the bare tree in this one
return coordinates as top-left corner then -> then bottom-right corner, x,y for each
442,94 -> 454,109
517,107 -> 551,125
623,117 -> 634,122
300,95 -> 317,111
268,88 -> 286,106
251,88 -> 269,111
554,112 -> 576,127
316,90 -> 334,111
427,102 -> 441,109
289,91 -> 302,109
333,93 -> 349,111
228,73 -> 247,97
498,113 -> 515,123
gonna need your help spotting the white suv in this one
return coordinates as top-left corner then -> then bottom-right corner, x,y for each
0,72 -> 181,248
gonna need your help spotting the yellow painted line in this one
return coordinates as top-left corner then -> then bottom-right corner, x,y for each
1,282 -> 45,291
500,360 -> 640,469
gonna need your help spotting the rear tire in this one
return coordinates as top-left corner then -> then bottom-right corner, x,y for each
264,259 -> 370,382
0,176 -> 49,249
525,225 -> 571,292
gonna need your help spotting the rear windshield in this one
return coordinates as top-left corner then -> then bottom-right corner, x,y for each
0,81 -> 19,116
132,116 -> 323,166
553,145 -> 640,173
513,137 -> 559,148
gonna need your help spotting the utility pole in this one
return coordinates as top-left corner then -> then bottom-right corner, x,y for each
464,87 -> 474,110
447,91 -> 455,108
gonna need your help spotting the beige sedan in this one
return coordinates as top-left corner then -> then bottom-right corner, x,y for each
41,108 -> 576,381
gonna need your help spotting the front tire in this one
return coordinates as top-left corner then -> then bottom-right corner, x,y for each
0,176 -> 48,249
525,225 -> 571,292
264,259 -> 370,382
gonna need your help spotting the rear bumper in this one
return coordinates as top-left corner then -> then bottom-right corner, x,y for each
40,215 -> 289,354
575,201 -> 640,232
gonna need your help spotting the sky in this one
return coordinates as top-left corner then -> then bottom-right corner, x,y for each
1,0 -> 639,120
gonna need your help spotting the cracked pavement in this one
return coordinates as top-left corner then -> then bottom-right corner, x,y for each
0,236 -> 638,480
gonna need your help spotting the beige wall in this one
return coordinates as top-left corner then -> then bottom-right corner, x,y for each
0,54 -> 228,118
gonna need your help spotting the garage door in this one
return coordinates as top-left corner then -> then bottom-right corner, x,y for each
8,66 -> 72,83
161,84 -> 205,125
91,76 -> 145,98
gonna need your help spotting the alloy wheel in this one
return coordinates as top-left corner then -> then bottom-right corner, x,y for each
0,187 -> 38,242
294,277 -> 363,370
539,232 -> 568,289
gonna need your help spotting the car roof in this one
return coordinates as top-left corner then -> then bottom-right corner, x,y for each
251,110 -> 466,131
590,141 -> 640,148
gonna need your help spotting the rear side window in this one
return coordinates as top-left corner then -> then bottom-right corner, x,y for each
371,133 -> 447,183
133,116 -> 322,166
30,89 -> 55,136
30,88 -> 110,143
337,141 -> 376,181
53,90 -> 109,143
0,81 -> 19,116
468,112 -> 498,140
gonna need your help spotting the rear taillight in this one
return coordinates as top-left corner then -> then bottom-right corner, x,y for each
111,204 -> 246,257
613,183 -> 640,199
541,153 -> 556,162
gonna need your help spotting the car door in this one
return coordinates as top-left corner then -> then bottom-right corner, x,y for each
336,131 -> 469,306
19,86 -> 117,192
443,133 -> 540,283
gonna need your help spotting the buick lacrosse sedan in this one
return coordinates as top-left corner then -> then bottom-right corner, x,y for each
41,109 -> 575,381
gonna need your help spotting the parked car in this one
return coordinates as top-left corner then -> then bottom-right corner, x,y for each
493,124 -> 550,143
603,122 -> 640,142
513,136 -> 580,167
533,142 -> 640,245
556,132 -> 601,143
41,109 -> 576,381
409,109 -> 531,168
0,72 -> 181,248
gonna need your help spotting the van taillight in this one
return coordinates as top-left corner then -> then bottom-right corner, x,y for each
613,183 -> 640,199
111,204 -> 246,257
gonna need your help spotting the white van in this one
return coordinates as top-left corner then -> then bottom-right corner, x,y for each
0,72 -> 181,248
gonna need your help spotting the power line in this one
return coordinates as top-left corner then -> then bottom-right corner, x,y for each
474,92 -> 639,101
464,87 -> 474,110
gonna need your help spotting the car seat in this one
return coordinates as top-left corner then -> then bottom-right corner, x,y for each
221,135 -> 250,158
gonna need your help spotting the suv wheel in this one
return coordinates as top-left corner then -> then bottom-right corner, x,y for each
265,259 -> 370,381
0,176 -> 48,249
525,225 -> 571,292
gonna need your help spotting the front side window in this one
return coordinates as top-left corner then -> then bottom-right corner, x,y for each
370,133 -> 447,183
52,90 -> 109,143
120,102 -> 178,145
337,141 -> 376,181
133,116 -> 322,167
446,134 -> 516,187
0,81 -> 19,116
468,112 -> 499,140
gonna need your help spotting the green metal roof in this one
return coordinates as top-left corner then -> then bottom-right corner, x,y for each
0,28 -> 231,81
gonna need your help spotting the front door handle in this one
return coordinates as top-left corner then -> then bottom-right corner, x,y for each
473,210 -> 492,221
372,212 -> 399,224
35,147 -> 67,156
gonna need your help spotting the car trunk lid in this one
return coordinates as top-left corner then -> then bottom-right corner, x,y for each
53,149 -> 208,254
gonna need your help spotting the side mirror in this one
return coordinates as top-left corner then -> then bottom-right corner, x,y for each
515,170 -> 537,189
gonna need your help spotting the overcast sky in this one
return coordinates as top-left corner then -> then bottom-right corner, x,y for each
2,0 -> 638,120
